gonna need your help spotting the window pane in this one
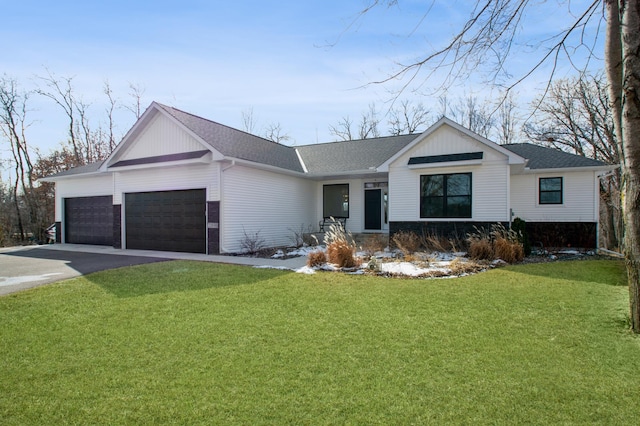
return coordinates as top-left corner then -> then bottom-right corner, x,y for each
422,175 -> 443,196
422,196 -> 444,217
446,195 -> 471,217
323,184 -> 349,217
447,174 -> 471,196
540,177 -> 562,191
540,191 -> 562,204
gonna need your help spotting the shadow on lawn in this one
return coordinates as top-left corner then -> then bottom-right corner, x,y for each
87,261 -> 294,298
505,259 -> 627,286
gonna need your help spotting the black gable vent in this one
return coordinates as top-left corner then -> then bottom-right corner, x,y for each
408,151 -> 483,165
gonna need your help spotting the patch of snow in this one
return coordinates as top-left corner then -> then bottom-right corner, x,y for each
381,262 -> 444,277
253,265 -> 290,271
271,249 -> 285,259
295,266 -> 316,275
558,249 -> 581,255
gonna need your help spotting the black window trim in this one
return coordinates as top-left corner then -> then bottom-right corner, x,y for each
420,172 -> 472,219
539,177 -> 563,205
323,183 -> 350,218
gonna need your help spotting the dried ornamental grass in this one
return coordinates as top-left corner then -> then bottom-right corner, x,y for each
327,240 -> 357,268
392,230 -> 421,256
307,250 -> 327,267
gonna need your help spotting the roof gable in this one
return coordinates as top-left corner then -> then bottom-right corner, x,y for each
156,104 -> 305,173
380,117 -> 525,171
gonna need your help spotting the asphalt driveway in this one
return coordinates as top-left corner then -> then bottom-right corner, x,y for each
0,246 -> 168,296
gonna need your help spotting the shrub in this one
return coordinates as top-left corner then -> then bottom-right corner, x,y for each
324,220 -> 357,268
468,238 -> 494,261
327,240 -> 357,268
307,250 -> 327,267
241,228 -> 265,255
361,234 -> 388,256
511,217 -> 531,256
493,237 -> 524,263
288,224 -> 315,248
448,257 -> 486,275
392,230 -> 421,257
324,219 -> 354,246
420,230 -> 467,253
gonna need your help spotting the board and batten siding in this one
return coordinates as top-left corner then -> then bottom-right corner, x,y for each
54,174 -> 114,221
388,125 -> 511,222
119,113 -> 209,160
510,171 -> 599,222
113,163 -> 220,205
221,165 -> 315,253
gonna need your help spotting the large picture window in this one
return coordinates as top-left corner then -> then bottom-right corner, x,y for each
323,184 -> 349,217
539,177 -> 563,204
420,173 -> 472,218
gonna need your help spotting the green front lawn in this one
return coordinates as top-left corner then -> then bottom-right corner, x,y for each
1,260 -> 638,424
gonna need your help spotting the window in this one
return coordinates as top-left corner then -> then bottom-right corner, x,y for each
539,177 -> 563,204
420,173 -> 472,218
323,184 -> 349,217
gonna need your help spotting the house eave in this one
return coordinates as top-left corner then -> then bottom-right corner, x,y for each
519,165 -> 616,174
39,170 -> 111,182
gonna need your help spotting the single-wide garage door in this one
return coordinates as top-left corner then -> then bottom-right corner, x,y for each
125,189 -> 206,253
65,196 -> 113,245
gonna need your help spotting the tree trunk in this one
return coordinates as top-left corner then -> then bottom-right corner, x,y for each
618,0 -> 640,332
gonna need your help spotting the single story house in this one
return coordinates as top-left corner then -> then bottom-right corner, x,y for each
42,102 -> 613,254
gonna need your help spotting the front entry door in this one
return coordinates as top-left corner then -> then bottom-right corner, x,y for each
365,189 -> 382,230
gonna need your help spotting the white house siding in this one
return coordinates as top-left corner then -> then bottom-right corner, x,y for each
388,126 -> 511,223
119,113 -> 208,160
221,165 -> 315,253
510,170 -> 599,222
54,174 -> 114,221
113,162 -> 220,205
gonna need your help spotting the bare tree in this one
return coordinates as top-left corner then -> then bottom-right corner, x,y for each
358,103 -> 381,139
125,83 -> 145,119
241,107 -> 257,134
263,122 -> 291,144
496,92 -> 519,145
37,71 -> 118,165
0,76 -> 36,241
329,116 -> 355,141
36,70 -> 81,163
358,0 -> 640,331
449,95 -> 495,138
388,99 -> 430,135
330,103 -> 381,141
104,81 -> 117,152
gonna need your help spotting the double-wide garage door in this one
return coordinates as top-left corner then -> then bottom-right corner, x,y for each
125,189 -> 206,253
65,196 -> 113,245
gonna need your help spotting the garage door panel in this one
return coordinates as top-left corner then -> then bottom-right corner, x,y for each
65,196 -> 113,245
125,189 -> 206,254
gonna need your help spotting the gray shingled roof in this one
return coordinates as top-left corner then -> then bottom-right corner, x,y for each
44,106 -> 612,181
157,103 -> 305,173
296,134 -> 417,174
502,143 -> 609,169
41,160 -> 106,179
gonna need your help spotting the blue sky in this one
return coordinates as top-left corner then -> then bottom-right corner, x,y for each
2,0 -> 604,159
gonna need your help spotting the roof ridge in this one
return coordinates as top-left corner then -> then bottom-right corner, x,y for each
155,102 -> 287,147
297,133 -> 417,148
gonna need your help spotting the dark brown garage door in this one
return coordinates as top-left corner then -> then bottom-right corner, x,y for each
125,189 -> 206,253
65,196 -> 113,245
